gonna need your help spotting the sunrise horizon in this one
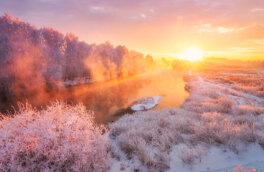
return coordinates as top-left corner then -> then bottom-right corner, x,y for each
2,13 -> 264,62
0,1 -> 264,171
1,0 -> 264,61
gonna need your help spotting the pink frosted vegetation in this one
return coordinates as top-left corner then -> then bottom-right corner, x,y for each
234,165 -> 258,172
0,102 -> 110,172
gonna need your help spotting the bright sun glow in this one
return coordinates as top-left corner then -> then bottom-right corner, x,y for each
179,47 -> 204,62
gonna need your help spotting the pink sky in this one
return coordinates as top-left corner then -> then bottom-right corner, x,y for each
1,0 -> 264,60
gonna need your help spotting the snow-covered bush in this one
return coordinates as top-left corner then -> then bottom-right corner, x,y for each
177,144 -> 206,165
109,109 -> 188,171
236,105 -> 264,116
0,102 -> 110,172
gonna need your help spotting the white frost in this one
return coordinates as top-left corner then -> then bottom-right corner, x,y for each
131,96 -> 162,111
167,144 -> 264,172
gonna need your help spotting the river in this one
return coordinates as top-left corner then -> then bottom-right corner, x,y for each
70,70 -> 189,124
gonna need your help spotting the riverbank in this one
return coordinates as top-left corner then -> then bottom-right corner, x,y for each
108,68 -> 264,171
0,68 -> 263,171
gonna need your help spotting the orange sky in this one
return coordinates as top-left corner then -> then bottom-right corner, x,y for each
1,0 -> 264,60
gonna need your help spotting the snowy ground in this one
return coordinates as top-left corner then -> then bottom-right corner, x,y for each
109,68 -> 264,172
131,96 -> 162,111
168,144 -> 264,172
1,67 -> 264,172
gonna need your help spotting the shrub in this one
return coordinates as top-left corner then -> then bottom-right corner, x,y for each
0,102 -> 110,172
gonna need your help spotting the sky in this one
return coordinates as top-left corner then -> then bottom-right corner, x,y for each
0,0 -> 264,60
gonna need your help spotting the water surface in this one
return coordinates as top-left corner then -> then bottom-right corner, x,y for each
71,70 -> 189,124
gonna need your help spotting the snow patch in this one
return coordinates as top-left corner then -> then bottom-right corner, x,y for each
131,96 -> 162,111
167,144 -> 264,172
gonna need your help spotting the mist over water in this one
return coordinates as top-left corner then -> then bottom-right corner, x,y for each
0,69 -> 188,124
69,70 -> 189,123
0,14 -> 155,116
0,14 -> 190,124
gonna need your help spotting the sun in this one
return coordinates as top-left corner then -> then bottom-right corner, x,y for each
178,47 -> 204,62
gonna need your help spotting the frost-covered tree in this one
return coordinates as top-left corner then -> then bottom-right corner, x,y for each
0,14 -> 154,107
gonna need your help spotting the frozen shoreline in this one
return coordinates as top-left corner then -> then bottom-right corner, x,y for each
131,96 -> 162,111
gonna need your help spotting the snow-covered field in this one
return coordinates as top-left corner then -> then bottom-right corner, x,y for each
109,68 -> 264,171
0,67 -> 264,172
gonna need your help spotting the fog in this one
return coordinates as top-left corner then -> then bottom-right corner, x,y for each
0,14 -> 154,114
67,70 -> 188,123
0,14 -> 188,123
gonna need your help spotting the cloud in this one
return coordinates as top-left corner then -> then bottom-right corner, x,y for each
217,27 -> 235,34
238,25 -> 264,40
250,8 -> 264,13
131,14 -> 147,20
89,6 -> 105,13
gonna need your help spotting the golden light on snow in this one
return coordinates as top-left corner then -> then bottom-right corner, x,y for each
178,47 -> 204,62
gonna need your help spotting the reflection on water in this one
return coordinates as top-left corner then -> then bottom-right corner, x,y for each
0,70 -> 189,124
70,70 -> 189,124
